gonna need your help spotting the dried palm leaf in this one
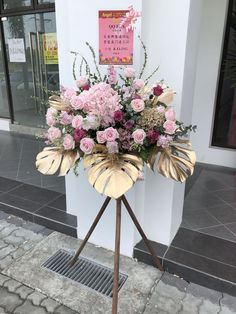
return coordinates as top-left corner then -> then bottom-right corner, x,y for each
148,140 -> 196,182
36,147 -> 77,176
49,95 -> 71,111
84,152 -> 143,199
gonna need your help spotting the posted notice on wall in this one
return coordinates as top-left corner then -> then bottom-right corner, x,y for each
43,33 -> 58,65
99,10 -> 134,65
8,38 -> 26,63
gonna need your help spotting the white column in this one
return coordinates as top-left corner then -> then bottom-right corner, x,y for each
55,0 -> 203,255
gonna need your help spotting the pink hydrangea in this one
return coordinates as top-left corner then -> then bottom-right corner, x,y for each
163,120 -> 177,134
60,111 -> 73,125
63,88 -> 76,100
80,138 -> 95,154
132,129 -> 146,144
72,115 -> 83,129
63,134 -> 75,150
106,141 -> 119,154
47,127 -> 61,141
78,82 -> 121,126
104,127 -> 119,142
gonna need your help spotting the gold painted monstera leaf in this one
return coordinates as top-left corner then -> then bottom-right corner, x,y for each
149,140 -> 196,182
84,149 -> 143,199
49,95 -> 71,111
36,147 -> 77,176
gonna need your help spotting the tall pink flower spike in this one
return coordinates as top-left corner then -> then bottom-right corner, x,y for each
119,5 -> 141,32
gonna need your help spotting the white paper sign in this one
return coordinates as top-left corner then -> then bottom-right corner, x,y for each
8,38 -> 26,63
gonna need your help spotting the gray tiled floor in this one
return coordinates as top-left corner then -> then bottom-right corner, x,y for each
183,163 -> 236,242
0,131 -> 65,194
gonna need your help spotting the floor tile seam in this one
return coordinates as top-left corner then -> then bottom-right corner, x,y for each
194,227 -> 236,243
32,212 -> 77,228
0,183 -> 25,195
169,245 -> 236,269
15,139 -> 24,181
39,193 -> 65,210
0,201 -> 36,216
163,258 -> 236,286
0,189 -> 63,209
223,224 -> 236,238
205,206 -> 236,228
33,204 -> 77,219
133,246 -> 168,260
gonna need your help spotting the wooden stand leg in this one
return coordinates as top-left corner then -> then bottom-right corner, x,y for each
112,198 -> 121,314
121,195 -> 164,272
70,196 -> 111,266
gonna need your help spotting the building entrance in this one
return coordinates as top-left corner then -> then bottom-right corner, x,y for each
0,1 -> 58,128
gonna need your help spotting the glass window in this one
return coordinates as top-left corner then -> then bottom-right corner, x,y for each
0,46 -> 10,118
3,0 -> 32,10
212,0 -> 236,149
37,0 -> 54,4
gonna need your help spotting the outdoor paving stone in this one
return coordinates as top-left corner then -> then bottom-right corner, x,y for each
221,293 -> 236,311
187,282 -> 222,304
41,298 -> 60,313
13,228 -> 44,241
4,234 -> 26,246
13,300 -> 48,314
0,286 -> 23,313
15,284 -> 34,299
0,244 -> 15,258
27,291 -> 47,306
0,307 -> 7,314
54,305 -> 78,314
0,240 -> 7,249
0,255 -> 13,270
0,273 -> 9,285
180,294 -> 203,314
0,223 -> 18,237
3,278 -> 22,292
0,211 -> 9,220
199,299 -> 220,313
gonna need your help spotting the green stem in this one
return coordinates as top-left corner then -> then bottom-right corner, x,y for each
86,42 -> 102,81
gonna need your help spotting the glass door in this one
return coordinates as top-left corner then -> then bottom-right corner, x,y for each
2,11 -> 59,128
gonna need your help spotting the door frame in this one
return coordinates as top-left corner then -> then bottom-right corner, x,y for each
0,0 -> 55,122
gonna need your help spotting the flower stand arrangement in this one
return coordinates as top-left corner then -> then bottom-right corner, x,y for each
36,6 -> 196,314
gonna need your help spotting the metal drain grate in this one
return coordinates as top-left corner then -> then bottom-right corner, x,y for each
42,249 -> 128,297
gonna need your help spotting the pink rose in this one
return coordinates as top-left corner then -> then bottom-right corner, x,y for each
96,131 -> 106,144
63,134 -> 75,150
132,129 -> 146,144
157,135 -> 172,148
131,99 -> 145,112
47,127 -> 61,141
60,111 -> 73,125
163,120 -> 177,134
71,95 -> 84,110
124,67 -> 135,78
133,79 -> 145,90
74,129 -> 87,143
63,88 -> 76,100
76,76 -> 89,88
104,127 -> 119,142
46,107 -> 57,126
80,138 -> 95,154
165,108 -> 176,121
72,115 -> 83,128
106,141 -> 119,154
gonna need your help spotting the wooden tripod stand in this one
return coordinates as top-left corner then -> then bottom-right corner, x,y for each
70,195 -> 164,314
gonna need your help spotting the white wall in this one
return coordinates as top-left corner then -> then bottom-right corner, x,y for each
191,0 -> 236,168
